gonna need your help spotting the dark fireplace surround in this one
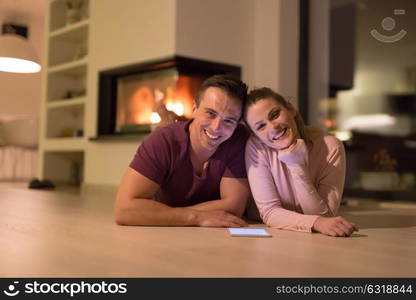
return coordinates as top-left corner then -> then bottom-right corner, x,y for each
94,56 -> 241,139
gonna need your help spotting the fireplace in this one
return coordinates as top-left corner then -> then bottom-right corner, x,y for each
96,56 -> 241,137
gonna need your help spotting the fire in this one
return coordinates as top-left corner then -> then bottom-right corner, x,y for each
122,75 -> 201,127
150,112 -> 161,124
165,101 -> 185,116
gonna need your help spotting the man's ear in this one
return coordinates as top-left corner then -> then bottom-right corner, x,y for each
192,102 -> 199,113
191,102 -> 197,118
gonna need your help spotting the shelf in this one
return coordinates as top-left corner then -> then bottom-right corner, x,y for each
49,0 -> 90,32
41,0 -> 89,186
42,137 -> 87,151
46,104 -> 84,139
48,58 -> 88,75
47,97 -> 86,108
49,19 -> 89,38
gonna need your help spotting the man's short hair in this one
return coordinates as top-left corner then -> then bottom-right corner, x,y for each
195,74 -> 248,108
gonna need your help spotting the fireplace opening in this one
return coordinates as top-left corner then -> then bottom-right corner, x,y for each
96,56 -> 241,138
116,68 -> 203,133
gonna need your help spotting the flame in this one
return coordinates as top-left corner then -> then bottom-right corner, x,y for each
150,112 -> 161,124
166,101 -> 185,116
129,87 -> 154,124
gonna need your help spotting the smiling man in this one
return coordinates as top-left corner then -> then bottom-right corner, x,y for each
115,75 -> 250,227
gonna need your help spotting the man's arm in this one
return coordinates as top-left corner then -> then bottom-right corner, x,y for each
114,168 -> 247,227
191,177 -> 250,218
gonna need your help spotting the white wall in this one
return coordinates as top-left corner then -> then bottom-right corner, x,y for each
275,0 -> 299,106
0,0 -> 45,123
85,0 -> 177,186
254,0 -> 300,107
308,0 -> 330,127
176,0 -> 255,86
176,0 -> 298,102
252,0 -> 279,91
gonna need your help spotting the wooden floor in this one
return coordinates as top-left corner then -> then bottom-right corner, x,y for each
1,182 -> 415,277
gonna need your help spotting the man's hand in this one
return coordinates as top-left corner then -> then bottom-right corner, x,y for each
277,139 -> 308,166
194,210 -> 248,227
312,216 -> 359,237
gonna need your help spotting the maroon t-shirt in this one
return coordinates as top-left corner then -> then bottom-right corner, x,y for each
129,120 -> 249,207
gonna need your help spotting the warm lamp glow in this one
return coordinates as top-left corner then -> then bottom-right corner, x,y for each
0,57 -> 41,73
0,34 -> 41,74
325,119 -> 335,128
333,130 -> 352,141
343,114 -> 396,130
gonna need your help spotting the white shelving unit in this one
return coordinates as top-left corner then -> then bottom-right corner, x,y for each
38,0 -> 90,188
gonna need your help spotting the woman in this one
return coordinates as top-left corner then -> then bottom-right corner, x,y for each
244,87 -> 358,237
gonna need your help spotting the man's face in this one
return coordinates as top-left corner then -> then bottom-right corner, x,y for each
191,87 -> 242,152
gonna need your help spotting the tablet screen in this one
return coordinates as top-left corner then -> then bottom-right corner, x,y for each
228,228 -> 272,237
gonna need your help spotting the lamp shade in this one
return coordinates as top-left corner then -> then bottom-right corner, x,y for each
0,34 -> 41,73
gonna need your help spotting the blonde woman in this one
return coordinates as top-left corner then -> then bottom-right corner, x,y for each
244,87 -> 358,237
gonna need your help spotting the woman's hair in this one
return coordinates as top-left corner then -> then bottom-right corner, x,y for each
243,87 -> 310,143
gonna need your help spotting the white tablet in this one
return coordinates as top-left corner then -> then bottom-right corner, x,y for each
227,228 -> 272,237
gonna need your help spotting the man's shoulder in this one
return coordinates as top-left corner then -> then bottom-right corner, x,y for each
132,121 -> 189,178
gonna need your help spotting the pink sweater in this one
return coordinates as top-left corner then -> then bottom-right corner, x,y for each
245,128 -> 346,233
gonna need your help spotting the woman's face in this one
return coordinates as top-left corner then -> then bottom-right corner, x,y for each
245,97 -> 299,150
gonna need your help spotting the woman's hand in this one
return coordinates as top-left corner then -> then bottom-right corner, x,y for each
312,216 -> 359,237
277,139 -> 308,166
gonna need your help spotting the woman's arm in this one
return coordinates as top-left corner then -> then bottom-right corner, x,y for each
278,138 -> 358,236
278,138 -> 344,216
245,139 -> 319,232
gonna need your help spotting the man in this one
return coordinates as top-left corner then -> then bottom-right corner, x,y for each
115,74 -> 250,227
